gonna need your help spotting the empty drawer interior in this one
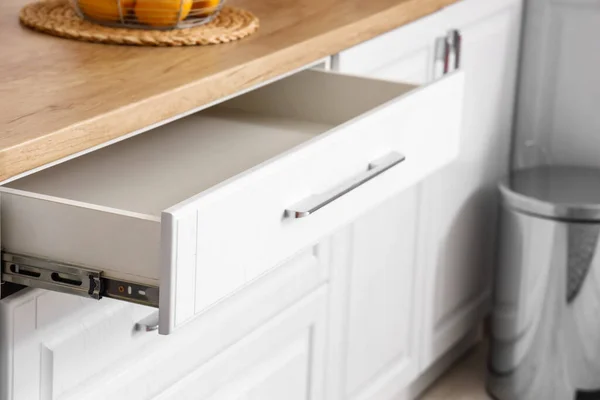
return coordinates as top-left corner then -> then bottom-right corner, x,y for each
1,70 -> 417,288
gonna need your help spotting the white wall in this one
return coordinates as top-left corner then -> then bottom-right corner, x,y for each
513,0 -> 600,169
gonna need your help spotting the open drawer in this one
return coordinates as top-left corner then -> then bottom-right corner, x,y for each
0,69 -> 464,334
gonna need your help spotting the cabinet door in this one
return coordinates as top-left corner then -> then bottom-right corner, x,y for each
333,8 -> 443,84
417,0 -> 523,368
332,0 -> 524,387
326,189 -> 421,400
329,10 -> 444,400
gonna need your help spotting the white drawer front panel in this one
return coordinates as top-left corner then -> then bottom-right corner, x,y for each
153,288 -> 325,400
162,71 -> 464,333
64,286 -> 327,400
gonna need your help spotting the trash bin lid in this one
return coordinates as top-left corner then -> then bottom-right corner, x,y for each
499,166 -> 600,221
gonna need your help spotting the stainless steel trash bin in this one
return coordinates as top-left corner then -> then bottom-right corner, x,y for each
488,166 -> 600,400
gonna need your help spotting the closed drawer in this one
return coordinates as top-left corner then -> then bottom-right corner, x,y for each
153,287 -> 327,400
73,286 -> 328,400
0,69 -> 464,334
0,247 -> 328,400
0,289 -> 156,400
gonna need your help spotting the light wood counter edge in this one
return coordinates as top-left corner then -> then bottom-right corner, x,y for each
0,0 -> 457,182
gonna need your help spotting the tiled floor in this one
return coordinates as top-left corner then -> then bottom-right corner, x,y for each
419,344 -> 491,400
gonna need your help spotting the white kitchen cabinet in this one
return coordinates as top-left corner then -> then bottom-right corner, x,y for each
0,67 -> 463,335
333,0 -> 523,383
0,3 -> 506,398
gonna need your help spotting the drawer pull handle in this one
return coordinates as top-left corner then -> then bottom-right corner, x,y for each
433,29 -> 462,79
135,312 -> 159,332
286,151 -> 405,219
446,29 -> 462,72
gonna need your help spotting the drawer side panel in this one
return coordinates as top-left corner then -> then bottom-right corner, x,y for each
0,190 -> 161,286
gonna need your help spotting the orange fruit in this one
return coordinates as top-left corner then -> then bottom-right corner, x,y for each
78,0 -> 135,22
135,0 -> 193,27
190,0 -> 220,18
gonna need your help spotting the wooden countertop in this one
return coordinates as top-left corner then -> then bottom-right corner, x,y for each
0,0 -> 458,182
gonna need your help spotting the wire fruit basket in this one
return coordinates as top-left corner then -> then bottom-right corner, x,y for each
70,0 -> 225,29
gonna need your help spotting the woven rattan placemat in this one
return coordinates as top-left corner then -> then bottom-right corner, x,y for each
20,0 -> 259,46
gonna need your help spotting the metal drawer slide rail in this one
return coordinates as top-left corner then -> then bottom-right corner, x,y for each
0,252 -> 159,307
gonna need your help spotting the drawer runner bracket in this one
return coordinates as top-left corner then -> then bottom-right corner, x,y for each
0,252 -> 159,308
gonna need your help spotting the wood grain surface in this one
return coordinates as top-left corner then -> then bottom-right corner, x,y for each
0,0 -> 458,182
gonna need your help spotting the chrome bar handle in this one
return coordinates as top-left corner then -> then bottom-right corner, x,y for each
446,29 -> 462,72
286,152 -> 405,219
433,36 -> 448,80
433,29 -> 462,80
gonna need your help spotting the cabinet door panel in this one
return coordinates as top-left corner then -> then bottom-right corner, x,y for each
345,189 -> 419,395
201,334 -> 309,400
326,188 -> 420,400
331,10 -> 441,400
333,0 -> 523,389
417,0 -> 523,368
369,49 -> 431,85
334,9 -> 444,84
